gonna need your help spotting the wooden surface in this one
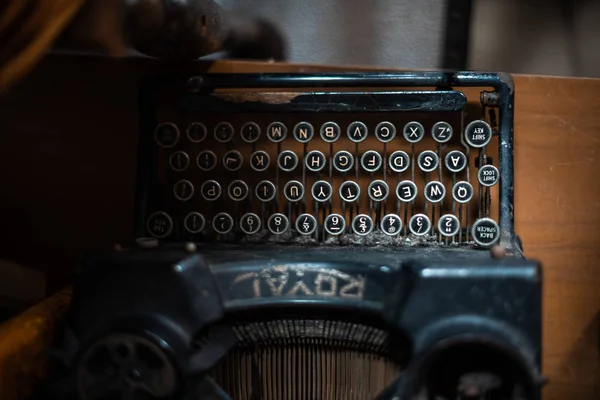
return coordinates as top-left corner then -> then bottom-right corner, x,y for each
515,76 -> 600,399
0,289 -> 71,400
0,54 -> 598,398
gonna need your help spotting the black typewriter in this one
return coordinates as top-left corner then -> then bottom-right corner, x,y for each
54,72 -> 542,400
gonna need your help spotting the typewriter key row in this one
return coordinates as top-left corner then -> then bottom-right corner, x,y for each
146,211 -> 500,246
155,120 -> 493,148
172,179 -> 486,204
169,149 -> 499,178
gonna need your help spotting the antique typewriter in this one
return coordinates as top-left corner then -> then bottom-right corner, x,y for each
56,72 -> 543,400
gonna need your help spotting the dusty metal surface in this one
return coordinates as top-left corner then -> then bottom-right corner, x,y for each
213,91 -> 300,104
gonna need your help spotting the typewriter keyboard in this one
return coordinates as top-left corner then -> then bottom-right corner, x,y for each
139,74 -> 508,249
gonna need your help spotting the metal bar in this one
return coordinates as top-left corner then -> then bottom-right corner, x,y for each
186,71 -> 512,90
182,91 -> 467,113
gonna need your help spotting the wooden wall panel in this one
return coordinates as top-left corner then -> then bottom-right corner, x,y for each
514,76 -> 600,399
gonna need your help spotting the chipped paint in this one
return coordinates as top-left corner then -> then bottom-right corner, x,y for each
214,92 -> 300,104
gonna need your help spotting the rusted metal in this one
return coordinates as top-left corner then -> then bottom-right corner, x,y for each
214,92 -> 300,105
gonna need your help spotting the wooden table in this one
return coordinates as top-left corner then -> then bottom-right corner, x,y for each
0,55 -> 598,399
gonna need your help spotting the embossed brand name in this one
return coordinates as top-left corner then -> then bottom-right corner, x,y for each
232,265 -> 365,299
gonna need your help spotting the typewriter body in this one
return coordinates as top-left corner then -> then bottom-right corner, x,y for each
61,71 -> 542,400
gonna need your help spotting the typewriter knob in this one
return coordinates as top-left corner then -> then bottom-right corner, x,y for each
78,333 -> 179,400
124,0 -> 286,60
125,0 -> 226,59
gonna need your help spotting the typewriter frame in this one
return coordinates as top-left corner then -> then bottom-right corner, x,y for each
67,249 -> 542,400
135,71 -> 517,251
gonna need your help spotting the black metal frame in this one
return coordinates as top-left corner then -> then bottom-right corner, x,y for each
64,248 -> 542,399
136,71 -> 516,251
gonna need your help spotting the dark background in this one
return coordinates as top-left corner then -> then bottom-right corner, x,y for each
210,0 -> 600,77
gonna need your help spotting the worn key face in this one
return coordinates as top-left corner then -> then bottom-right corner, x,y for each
142,72 -> 510,249
184,212 -> 205,234
240,213 -> 261,234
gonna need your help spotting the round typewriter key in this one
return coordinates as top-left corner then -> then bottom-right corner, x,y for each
228,180 -> 249,201
305,150 -> 326,172
424,181 -> 446,203
389,150 -> 410,173
240,213 -> 261,235
471,217 -> 500,247
268,213 -> 289,234
169,151 -> 189,171
186,122 -> 207,143
431,121 -> 453,143
445,150 -> 468,173
255,180 -> 276,202
438,214 -> 460,237
278,150 -> 299,172
360,150 -> 382,172
339,181 -> 360,202
333,150 -> 354,173
284,180 -> 304,202
320,122 -> 341,142
311,180 -> 333,202
478,164 -> 500,187
296,213 -> 317,235
452,181 -> 474,203
250,150 -> 270,172
200,180 -> 221,201
403,121 -> 425,143
173,179 -> 194,201
381,214 -> 402,236
147,211 -> 173,238
396,181 -> 418,202
368,180 -> 389,202
409,213 -> 431,236
418,150 -> 439,172
347,121 -> 368,143
324,213 -> 346,236
465,120 -> 493,148
154,122 -> 179,148
352,214 -> 374,236
240,122 -> 261,143
223,150 -> 243,171
375,121 -> 396,143
213,212 -> 234,234
266,121 -> 287,142
197,150 -> 217,171
184,212 -> 205,234
214,122 -> 234,143
293,121 -> 314,143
